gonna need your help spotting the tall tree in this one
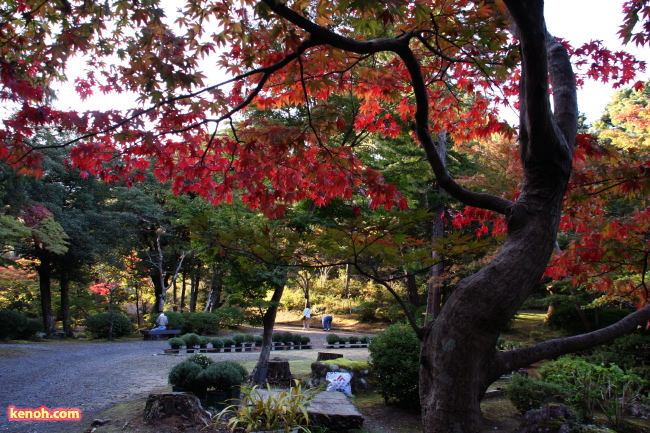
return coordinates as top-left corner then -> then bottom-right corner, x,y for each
3,1 -> 650,431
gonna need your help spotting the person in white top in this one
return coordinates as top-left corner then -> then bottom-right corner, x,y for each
302,306 -> 311,330
153,312 -> 168,331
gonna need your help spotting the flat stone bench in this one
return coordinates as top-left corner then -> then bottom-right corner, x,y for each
140,329 -> 181,340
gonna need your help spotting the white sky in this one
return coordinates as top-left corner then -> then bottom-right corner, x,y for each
52,1 -> 649,124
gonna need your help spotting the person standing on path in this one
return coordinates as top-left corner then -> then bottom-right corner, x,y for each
322,314 -> 332,331
302,305 -> 311,330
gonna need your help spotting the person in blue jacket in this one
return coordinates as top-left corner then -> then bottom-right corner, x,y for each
321,314 -> 333,331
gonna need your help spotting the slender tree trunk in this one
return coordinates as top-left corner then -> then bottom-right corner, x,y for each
254,273 -> 287,382
425,131 -> 446,324
405,271 -> 419,307
344,263 -> 351,314
135,284 -> 141,326
37,255 -> 54,336
60,267 -> 72,337
180,272 -> 187,311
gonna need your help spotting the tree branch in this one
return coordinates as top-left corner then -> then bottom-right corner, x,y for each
494,304 -> 650,376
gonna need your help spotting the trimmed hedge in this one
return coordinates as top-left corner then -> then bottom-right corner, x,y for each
0,310 -> 27,339
84,312 -> 133,338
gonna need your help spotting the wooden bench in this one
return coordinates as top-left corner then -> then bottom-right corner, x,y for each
140,329 -> 182,340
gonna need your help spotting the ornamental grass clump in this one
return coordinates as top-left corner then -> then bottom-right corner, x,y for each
213,380 -> 318,433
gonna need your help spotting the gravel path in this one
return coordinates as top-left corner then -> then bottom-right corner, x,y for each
0,326 -> 370,433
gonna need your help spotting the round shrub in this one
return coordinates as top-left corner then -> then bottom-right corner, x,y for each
281,331 -> 294,343
232,334 -> 246,345
214,306 -> 244,328
243,333 -> 255,342
169,360 -> 204,392
222,337 -> 235,347
187,312 -> 220,335
199,336 -> 210,346
369,323 -> 420,409
84,313 -> 132,338
359,335 -> 370,344
338,335 -> 348,344
200,360 -> 248,391
187,354 -> 215,369
300,335 -> 310,344
348,335 -> 359,344
254,335 -> 264,344
169,337 -> 184,348
292,333 -> 303,344
21,318 -> 44,339
181,333 -> 203,347
210,337 -> 224,348
272,333 -> 283,343
0,310 -> 27,339
507,374 -> 566,414
326,333 -> 340,344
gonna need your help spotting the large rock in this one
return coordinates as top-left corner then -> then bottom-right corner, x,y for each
512,405 -> 581,433
309,361 -> 373,393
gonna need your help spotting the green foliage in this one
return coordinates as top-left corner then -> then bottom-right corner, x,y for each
496,338 -> 525,350
187,354 -> 215,369
368,323 -> 420,409
348,335 -> 359,344
213,381 -> 316,433
168,337 -> 184,347
200,336 -> 210,346
181,332 -> 203,347
83,312 -> 132,338
210,337 -> 224,348
215,306 -> 245,328
326,333 -> 340,344
281,331 -> 294,343
546,306 -> 631,336
232,333 -> 247,345
22,318 -> 43,338
186,312 -> 220,335
0,310 -> 27,339
272,333 -> 283,342
222,337 -> 236,347
254,335 -> 263,344
243,333 -> 255,342
506,374 -> 566,414
300,335 -> 310,344
292,333 -> 302,344
359,336 -> 370,344
354,301 -> 379,322
584,334 -> 650,384
539,357 -> 647,426
200,360 -> 248,391
338,335 -> 349,344
168,360 -> 204,393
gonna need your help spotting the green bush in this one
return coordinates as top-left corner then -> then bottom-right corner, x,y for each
222,337 -> 236,347
215,306 -> 244,328
539,357 -> 647,426
272,333 -> 283,343
348,335 -> 359,344
210,337 -> 224,348
232,334 -> 246,345
507,374 -> 566,414
300,335 -> 310,344
338,335 -> 348,344
182,333 -> 203,347
200,360 -> 248,391
84,313 -> 132,338
281,331 -> 294,344
292,333 -> 302,344
369,323 -> 420,409
21,318 -> 44,338
354,301 -> 379,322
0,310 -> 27,339
359,335 -> 370,344
243,333 -> 255,342
169,360 -> 204,393
326,333 -> 339,344
186,312 -> 220,335
254,335 -> 263,344
169,337 -> 184,347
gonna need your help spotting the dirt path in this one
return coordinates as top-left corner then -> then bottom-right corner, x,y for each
0,326 -> 373,433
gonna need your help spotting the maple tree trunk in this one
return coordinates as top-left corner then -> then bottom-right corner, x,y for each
60,268 -> 72,337
37,256 -> 54,336
254,282 -> 286,382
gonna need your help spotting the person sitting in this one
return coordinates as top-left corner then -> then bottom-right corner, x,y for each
152,312 -> 168,331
